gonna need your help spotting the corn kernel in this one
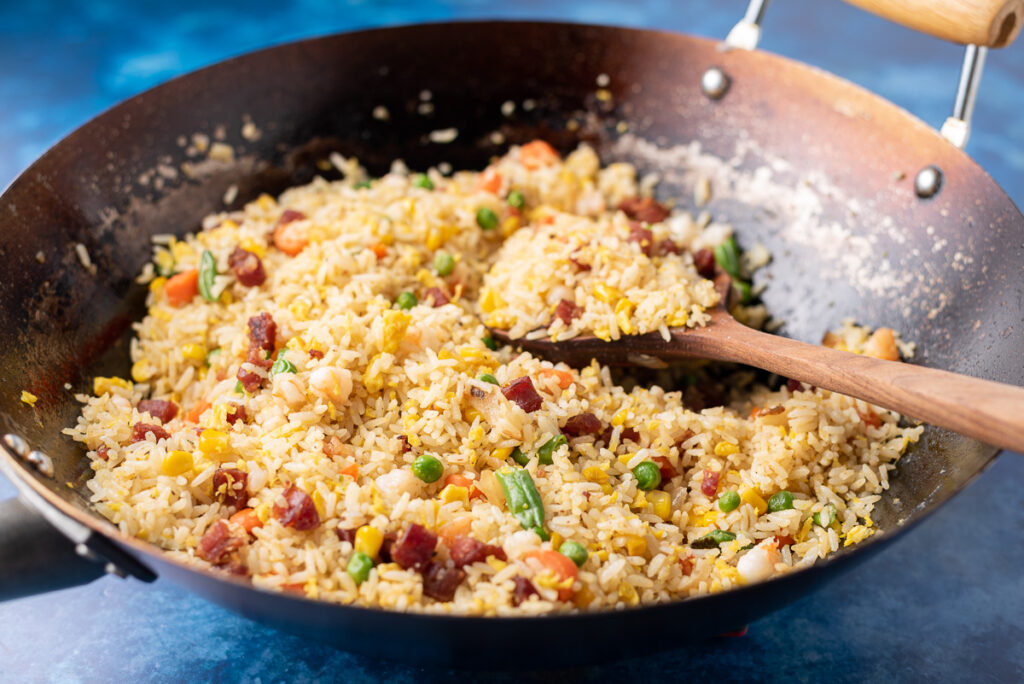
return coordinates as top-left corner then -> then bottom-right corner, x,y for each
198,429 -> 230,456
796,516 -> 814,543
714,441 -> 740,457
740,487 -> 768,516
583,466 -> 608,483
355,525 -> 384,558
549,532 -> 563,552
180,343 -> 206,363
425,226 -> 445,251
630,491 -> 648,511
624,535 -> 646,556
161,450 -> 194,476
20,391 -> 37,406
491,447 -> 513,460
256,194 -> 276,211
618,582 -> 639,605
93,376 -> 131,396
148,277 -> 167,294
131,360 -> 153,383
239,238 -> 266,258
573,585 -> 596,608
648,490 -> 672,521
254,502 -> 271,523
439,484 -> 469,505
467,425 -> 484,442
487,557 -> 507,571
219,290 -> 234,305
501,215 -> 520,237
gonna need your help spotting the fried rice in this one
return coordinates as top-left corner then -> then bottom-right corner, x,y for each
64,141 -> 923,614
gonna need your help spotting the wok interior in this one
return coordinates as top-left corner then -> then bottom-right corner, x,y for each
0,22 -> 1018,557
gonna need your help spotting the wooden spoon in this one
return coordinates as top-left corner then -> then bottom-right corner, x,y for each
488,276 -> 1024,453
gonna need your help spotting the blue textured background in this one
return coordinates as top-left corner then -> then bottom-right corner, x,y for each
1,1 -> 1022,682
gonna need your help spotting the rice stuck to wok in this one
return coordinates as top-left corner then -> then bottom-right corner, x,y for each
65,141 -> 922,614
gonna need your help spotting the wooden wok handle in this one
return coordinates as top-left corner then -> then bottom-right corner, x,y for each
700,319 -> 1024,453
843,0 -> 1023,47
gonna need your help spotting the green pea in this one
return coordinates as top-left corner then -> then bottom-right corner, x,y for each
347,551 -> 373,585
233,380 -> 244,395
536,435 -> 567,465
411,454 -> 444,483
412,173 -> 434,190
270,354 -> 297,376
434,251 -> 455,276
813,503 -> 837,527
478,373 -> 499,385
633,461 -> 662,491
718,490 -> 740,512
395,291 -> 417,310
507,190 -> 525,210
205,348 -> 221,366
482,334 -> 499,351
476,207 -> 499,230
767,491 -> 794,512
354,179 -> 372,190
559,540 -> 588,568
510,446 -> 529,466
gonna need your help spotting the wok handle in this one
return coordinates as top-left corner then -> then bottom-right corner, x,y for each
692,319 -> 1024,454
842,0 -> 1022,47
0,497 -> 108,601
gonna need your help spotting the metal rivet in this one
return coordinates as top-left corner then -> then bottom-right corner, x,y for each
701,67 -> 731,100
2,433 -> 30,458
26,450 -> 55,478
915,165 -> 943,198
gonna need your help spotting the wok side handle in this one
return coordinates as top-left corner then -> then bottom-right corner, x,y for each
0,497 -> 108,601
842,0 -> 1022,48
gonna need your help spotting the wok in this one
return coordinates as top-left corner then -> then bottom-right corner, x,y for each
1,6 -> 1022,669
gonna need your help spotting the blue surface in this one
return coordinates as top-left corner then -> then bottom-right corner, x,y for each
1,1 -> 1022,682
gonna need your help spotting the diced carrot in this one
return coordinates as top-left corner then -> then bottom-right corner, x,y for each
229,508 -> 263,535
524,549 -> 578,600
339,463 -> 359,479
857,407 -> 883,429
444,473 -> 486,501
164,269 -> 199,307
538,368 -> 573,390
519,140 -> 559,169
370,243 -> 388,259
281,582 -> 306,595
438,516 -> 474,547
475,169 -> 503,194
184,399 -> 212,423
273,221 -> 309,256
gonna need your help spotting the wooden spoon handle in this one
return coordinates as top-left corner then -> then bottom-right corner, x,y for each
690,319 -> 1024,453
842,0 -> 1023,47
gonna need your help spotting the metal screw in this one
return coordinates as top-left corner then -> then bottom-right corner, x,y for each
701,67 -> 731,100
914,165 -> 943,198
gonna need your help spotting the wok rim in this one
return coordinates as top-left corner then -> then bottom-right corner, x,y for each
0,19 -> 1014,624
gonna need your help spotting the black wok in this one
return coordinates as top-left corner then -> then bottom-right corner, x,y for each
0,19 -> 1021,668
